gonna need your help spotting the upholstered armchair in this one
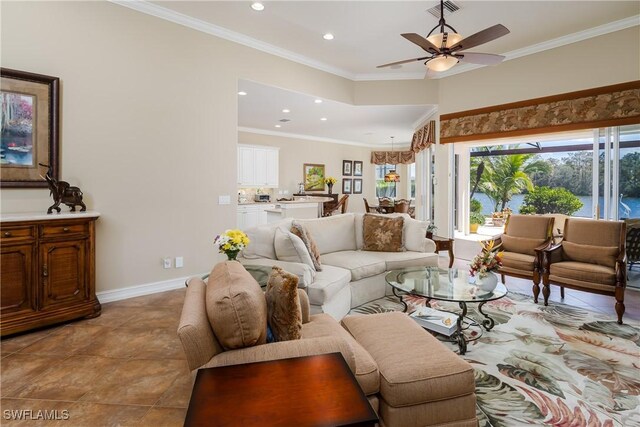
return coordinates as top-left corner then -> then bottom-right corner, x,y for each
539,218 -> 627,324
487,214 -> 554,296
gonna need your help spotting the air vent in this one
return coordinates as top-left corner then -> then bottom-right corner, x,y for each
427,1 -> 460,19
279,119 -> 291,123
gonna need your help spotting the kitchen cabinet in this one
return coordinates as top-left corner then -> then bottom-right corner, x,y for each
237,145 -> 279,187
0,212 -> 101,336
237,204 -> 275,229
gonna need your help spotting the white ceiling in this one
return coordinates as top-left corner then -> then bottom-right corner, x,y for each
238,80 -> 434,146
148,1 -> 639,79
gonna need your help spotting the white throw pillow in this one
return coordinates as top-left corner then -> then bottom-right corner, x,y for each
404,217 -> 430,252
274,227 -> 316,271
242,220 -> 292,260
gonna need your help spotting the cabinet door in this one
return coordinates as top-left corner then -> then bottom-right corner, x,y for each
266,149 -> 279,187
254,148 -> 268,186
1,244 -> 36,317
237,210 -> 247,229
40,240 -> 88,309
238,147 -> 255,186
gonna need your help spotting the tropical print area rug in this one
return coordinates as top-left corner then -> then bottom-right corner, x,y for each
349,292 -> 640,427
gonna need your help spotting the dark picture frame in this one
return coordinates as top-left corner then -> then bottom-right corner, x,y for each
353,161 -> 363,177
1,68 -> 59,188
353,178 -> 363,194
342,160 -> 352,176
342,178 -> 352,194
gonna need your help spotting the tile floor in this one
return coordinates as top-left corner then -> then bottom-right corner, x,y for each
1,257 -> 639,426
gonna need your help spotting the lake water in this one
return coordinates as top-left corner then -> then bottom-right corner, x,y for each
474,193 -> 640,219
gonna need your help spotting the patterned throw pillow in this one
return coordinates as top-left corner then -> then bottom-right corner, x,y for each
362,214 -> 404,252
265,266 -> 302,342
290,221 -> 322,271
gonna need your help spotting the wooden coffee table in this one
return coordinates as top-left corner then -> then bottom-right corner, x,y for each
184,353 -> 378,427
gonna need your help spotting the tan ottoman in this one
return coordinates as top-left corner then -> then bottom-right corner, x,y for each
342,312 -> 477,427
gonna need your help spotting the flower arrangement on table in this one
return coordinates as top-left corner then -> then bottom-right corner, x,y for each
324,176 -> 337,193
469,240 -> 503,279
214,229 -> 249,261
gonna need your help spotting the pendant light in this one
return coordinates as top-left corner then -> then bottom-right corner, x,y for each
384,136 -> 400,183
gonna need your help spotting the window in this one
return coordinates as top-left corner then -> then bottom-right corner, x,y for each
409,163 -> 416,199
375,164 -> 397,198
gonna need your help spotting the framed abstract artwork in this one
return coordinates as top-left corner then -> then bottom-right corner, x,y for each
353,178 -> 362,194
353,161 -> 363,176
303,163 -> 325,191
1,68 -> 59,188
342,160 -> 352,176
342,178 -> 352,194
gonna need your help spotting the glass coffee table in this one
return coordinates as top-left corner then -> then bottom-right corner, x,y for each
385,267 -> 507,354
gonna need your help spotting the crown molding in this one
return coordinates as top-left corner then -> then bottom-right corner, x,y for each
238,127 -> 411,149
109,0 -> 356,80
110,1 -> 638,83
412,106 -> 438,130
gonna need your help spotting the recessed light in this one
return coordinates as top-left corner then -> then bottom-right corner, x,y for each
251,2 -> 264,11
323,33 -> 334,40
320,117 -> 327,121
275,124 -> 281,128
314,99 -> 323,104
282,109 -> 290,113
237,91 -> 247,96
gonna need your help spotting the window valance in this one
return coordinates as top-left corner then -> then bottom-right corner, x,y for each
440,81 -> 640,144
411,120 -> 436,153
370,150 -> 415,165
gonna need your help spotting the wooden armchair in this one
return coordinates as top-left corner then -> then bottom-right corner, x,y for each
486,214 -> 554,296
539,218 -> 627,324
394,199 -> 412,214
363,198 -> 378,213
323,195 -> 349,217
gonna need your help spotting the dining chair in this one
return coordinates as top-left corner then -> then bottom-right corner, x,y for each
323,195 -> 349,216
394,199 -> 412,214
363,198 -> 378,213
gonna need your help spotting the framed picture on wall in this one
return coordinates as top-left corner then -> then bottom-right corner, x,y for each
353,161 -> 363,176
342,178 -> 352,194
353,179 -> 362,194
1,68 -> 59,188
342,160 -> 352,176
303,163 -> 325,191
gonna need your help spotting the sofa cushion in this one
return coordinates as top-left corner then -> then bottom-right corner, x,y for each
274,227 -> 316,271
500,251 -> 536,272
306,264 -> 351,306
265,267 -> 302,342
550,261 -> 616,285
562,241 -> 619,268
303,313 -> 379,395
299,214 -> 357,255
363,214 -> 404,252
505,214 -> 553,239
342,312 -> 475,407
206,261 -> 267,350
241,219 -> 292,260
371,251 -> 438,270
290,221 -> 322,271
500,234 -> 546,256
321,251 -> 387,281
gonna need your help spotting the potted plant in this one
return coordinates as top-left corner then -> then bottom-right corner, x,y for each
214,229 -> 250,261
470,212 -> 485,233
469,240 -> 503,292
324,176 -> 337,194
426,224 -> 438,239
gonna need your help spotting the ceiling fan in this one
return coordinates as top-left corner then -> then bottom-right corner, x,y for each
377,0 -> 510,77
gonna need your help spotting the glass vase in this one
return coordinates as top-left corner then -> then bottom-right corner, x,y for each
226,250 -> 240,261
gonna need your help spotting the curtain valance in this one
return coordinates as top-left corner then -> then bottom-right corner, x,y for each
370,150 -> 415,165
440,81 -> 640,144
411,120 -> 436,152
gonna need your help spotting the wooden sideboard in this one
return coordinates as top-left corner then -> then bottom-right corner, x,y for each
1,212 -> 101,336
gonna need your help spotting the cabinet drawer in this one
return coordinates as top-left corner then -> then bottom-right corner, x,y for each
1,226 -> 35,242
41,223 -> 88,238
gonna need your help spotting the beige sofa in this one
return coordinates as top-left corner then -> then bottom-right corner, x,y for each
238,213 -> 439,320
179,268 -> 478,427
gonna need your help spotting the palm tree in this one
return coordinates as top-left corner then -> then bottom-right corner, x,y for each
479,148 -> 550,211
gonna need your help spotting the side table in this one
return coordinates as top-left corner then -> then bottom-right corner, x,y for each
184,353 -> 378,427
431,235 -> 455,268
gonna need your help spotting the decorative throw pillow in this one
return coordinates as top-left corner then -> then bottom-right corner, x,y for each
404,217 -> 429,252
500,234 -> 546,256
205,261 -> 268,350
290,221 -> 322,271
274,227 -> 316,271
362,214 -> 404,252
562,241 -> 619,268
265,266 -> 302,342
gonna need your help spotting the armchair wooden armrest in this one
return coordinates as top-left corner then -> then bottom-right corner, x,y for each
539,243 -> 563,270
615,251 -> 627,288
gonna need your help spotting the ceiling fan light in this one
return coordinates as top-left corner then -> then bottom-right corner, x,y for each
427,55 -> 459,72
426,31 -> 462,49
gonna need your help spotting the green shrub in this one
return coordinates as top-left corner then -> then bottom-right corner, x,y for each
470,198 -> 482,213
519,186 -> 583,216
470,212 -> 486,225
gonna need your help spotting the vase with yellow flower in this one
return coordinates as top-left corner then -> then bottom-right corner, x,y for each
214,229 -> 250,261
324,177 -> 337,194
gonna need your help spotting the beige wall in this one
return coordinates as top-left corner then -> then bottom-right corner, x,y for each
238,132 -> 376,213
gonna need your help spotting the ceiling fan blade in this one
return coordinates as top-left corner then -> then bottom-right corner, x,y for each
377,56 -> 430,69
457,52 -> 505,65
449,24 -> 510,51
401,33 -> 440,53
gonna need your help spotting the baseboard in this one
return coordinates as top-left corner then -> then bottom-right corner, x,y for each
96,273 -> 205,303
